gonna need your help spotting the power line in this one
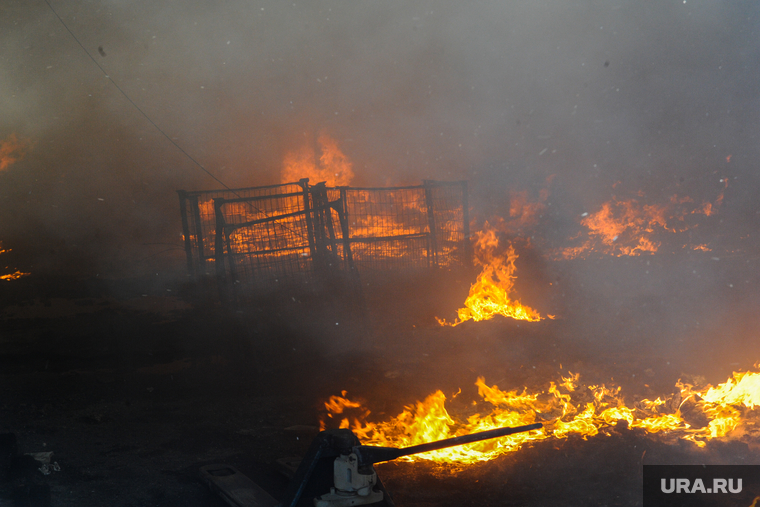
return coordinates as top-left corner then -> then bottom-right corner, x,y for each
43,0 -> 325,250
43,0 -> 233,191
42,0 -> 303,233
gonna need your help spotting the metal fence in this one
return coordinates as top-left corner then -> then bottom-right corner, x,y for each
335,181 -> 469,272
178,180 -> 469,296
177,181 -> 307,279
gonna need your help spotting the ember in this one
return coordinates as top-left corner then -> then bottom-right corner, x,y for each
0,270 -> 30,282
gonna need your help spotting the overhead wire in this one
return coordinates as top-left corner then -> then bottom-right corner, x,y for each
42,0 -> 235,192
42,0 -> 311,238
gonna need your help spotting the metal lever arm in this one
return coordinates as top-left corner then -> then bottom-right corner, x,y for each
352,422 -> 543,467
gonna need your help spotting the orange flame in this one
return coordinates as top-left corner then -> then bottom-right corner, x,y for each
0,135 -> 32,280
0,271 -> 30,281
503,189 -> 548,234
321,368 -> 760,464
557,189 -> 725,260
492,176 -> 554,237
438,223 -> 544,326
281,133 -> 354,186
0,133 -> 30,172
0,240 -> 31,281
196,136 -> 443,268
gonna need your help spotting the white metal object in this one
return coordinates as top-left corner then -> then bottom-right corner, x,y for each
313,453 -> 383,507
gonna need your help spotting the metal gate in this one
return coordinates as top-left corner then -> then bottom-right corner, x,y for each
178,180 -> 469,298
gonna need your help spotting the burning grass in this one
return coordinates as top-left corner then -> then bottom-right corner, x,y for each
320,367 -> 760,465
437,224 -> 547,326
555,184 -> 729,260
0,135 -> 33,281
1,240 -> 30,282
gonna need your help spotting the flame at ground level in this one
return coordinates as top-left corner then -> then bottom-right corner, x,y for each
0,271 -> 30,281
555,188 -> 728,260
437,225 -> 546,326
0,137 -> 33,281
321,369 -> 760,465
0,242 -> 30,281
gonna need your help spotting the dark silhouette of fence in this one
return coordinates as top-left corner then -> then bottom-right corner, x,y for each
178,180 -> 468,299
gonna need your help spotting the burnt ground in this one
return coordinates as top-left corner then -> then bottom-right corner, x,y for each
1,253 -> 760,507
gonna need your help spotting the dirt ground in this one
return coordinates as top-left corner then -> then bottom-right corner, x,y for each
1,254 -> 759,506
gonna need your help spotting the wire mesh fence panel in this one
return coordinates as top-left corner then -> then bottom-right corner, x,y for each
178,182 -> 306,277
219,200 -> 313,288
227,245 -> 314,287
349,236 -> 432,272
343,187 -> 429,238
325,206 -> 349,266
339,182 -> 467,272
340,186 -> 430,272
180,180 -> 467,296
214,194 -> 352,298
429,183 -> 467,267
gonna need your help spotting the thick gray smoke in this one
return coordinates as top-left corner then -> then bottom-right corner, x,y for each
1,0 -> 758,307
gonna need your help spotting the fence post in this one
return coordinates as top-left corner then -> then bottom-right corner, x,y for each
312,183 -> 339,268
461,180 -> 472,267
224,222 -> 240,304
300,178 -> 315,262
213,198 -> 228,303
335,193 -> 366,318
423,180 -> 438,267
177,190 -> 196,280
337,188 -> 355,272
190,195 -> 205,275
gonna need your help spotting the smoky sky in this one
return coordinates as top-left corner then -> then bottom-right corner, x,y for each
1,0 -> 759,278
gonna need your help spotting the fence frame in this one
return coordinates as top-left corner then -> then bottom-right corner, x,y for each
178,179 -> 469,298
176,180 -> 309,278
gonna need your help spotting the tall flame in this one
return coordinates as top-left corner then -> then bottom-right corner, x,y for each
438,223 -> 544,326
321,368 -> 760,464
281,133 -> 354,186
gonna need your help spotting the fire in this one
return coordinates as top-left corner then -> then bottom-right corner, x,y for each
503,188 -> 549,234
487,176 -> 554,237
557,188 -> 727,260
0,135 -> 32,280
700,371 -> 760,408
198,133 -> 357,263
321,368 -> 760,464
281,133 -> 354,186
703,177 -> 729,217
0,133 -> 30,172
0,270 -> 30,281
0,243 -> 30,281
437,223 -> 544,326
193,135 -> 459,273
565,199 -> 671,258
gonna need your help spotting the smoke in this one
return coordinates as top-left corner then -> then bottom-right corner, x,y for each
1,0 -> 758,307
